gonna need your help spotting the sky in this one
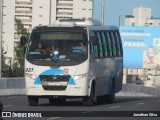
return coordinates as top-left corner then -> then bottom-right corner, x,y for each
93,0 -> 160,26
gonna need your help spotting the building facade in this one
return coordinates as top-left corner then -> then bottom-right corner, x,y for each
125,7 -> 160,26
1,0 -> 93,59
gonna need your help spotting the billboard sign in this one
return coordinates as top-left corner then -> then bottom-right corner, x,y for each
120,26 -> 160,68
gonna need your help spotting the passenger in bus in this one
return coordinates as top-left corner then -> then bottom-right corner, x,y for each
34,42 -> 46,53
54,42 -> 61,53
72,41 -> 87,54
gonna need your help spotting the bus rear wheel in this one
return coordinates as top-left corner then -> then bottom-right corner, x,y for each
83,83 -> 95,106
28,96 -> 39,106
106,79 -> 115,103
97,96 -> 106,104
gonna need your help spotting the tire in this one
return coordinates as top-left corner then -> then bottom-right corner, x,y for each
83,83 -> 95,106
106,79 -> 115,104
0,102 -> 3,112
28,96 -> 39,106
49,98 -> 58,104
97,96 -> 106,104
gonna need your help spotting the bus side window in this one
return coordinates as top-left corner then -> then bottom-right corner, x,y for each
117,32 -> 123,56
94,45 -> 99,58
91,33 -> 98,58
104,32 -> 110,57
95,32 -> 103,58
101,32 -> 108,57
110,32 -> 117,56
90,43 -> 96,59
106,32 -> 113,57
114,31 -> 121,56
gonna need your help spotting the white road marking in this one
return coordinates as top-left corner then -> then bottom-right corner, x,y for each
82,111 -> 93,114
3,105 -> 13,108
47,117 -> 61,120
8,97 -> 14,99
135,103 -> 145,105
109,106 -> 120,109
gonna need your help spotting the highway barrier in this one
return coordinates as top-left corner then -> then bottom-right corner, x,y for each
0,78 -> 160,96
0,77 -> 25,96
121,84 -> 160,96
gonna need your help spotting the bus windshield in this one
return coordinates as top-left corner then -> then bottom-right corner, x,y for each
26,31 -> 88,66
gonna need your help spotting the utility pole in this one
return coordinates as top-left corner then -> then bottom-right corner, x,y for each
0,0 -> 3,78
49,0 -> 52,25
92,0 -> 94,19
101,0 -> 105,25
118,15 -> 121,28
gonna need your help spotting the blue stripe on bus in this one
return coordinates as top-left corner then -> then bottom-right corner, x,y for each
34,68 -> 76,85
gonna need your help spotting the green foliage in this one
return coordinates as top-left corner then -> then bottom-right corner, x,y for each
13,18 -> 30,77
12,42 -> 25,77
15,18 -> 30,39
1,56 -> 12,77
2,18 -> 30,77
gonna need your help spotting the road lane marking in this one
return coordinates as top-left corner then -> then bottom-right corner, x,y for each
82,111 -> 93,114
157,100 -> 160,103
109,106 -> 120,109
135,103 -> 145,105
47,117 -> 61,120
3,105 -> 13,108
8,97 -> 14,99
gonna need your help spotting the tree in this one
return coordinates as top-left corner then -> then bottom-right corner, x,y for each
1,55 -> 11,77
12,18 -> 30,77
15,19 -> 30,39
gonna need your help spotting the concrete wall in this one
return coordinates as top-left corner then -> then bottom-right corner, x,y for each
122,84 -> 160,96
0,78 -> 25,96
0,77 -> 25,89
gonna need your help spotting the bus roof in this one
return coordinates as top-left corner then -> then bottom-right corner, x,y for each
33,19 -> 119,32
51,19 -> 102,27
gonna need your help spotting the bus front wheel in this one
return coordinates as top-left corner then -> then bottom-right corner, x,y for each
83,82 -> 95,106
28,96 -> 39,106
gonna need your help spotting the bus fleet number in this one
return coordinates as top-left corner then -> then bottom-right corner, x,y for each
25,68 -> 34,72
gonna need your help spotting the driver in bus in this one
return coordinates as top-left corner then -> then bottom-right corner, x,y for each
34,42 -> 47,53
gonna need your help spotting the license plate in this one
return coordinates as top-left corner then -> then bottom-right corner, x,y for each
42,82 -> 68,86
48,82 -> 60,86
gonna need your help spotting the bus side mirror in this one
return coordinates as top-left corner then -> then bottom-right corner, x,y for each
20,36 -> 27,47
20,36 -> 27,53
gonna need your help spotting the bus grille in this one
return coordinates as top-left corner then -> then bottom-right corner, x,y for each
39,75 -> 70,91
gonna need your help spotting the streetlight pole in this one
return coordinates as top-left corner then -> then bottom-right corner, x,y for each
49,0 -> 52,25
0,0 -> 4,78
101,0 -> 105,25
118,15 -> 121,28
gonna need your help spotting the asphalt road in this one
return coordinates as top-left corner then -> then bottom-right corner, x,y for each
0,95 -> 160,120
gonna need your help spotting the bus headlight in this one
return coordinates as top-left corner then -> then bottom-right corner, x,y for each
74,73 -> 88,80
30,74 -> 37,80
25,73 -> 37,80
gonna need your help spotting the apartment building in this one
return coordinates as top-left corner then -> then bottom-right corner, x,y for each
1,0 -> 93,59
125,7 -> 160,26
32,0 -> 93,27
